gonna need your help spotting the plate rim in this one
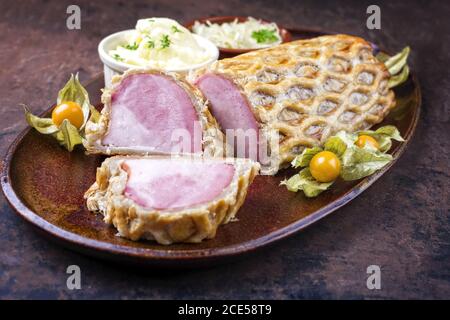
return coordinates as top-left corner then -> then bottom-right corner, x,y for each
0,33 -> 422,264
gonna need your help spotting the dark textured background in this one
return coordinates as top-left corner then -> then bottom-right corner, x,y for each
0,0 -> 449,299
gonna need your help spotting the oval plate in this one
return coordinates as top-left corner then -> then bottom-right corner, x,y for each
1,29 -> 421,267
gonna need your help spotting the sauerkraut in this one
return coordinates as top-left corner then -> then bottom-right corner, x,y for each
192,17 -> 282,49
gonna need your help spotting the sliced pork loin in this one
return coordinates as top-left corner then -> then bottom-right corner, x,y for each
195,74 -> 264,164
85,155 -> 260,244
194,72 -> 275,174
83,69 -> 224,157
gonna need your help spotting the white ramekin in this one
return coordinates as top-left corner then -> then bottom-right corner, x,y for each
98,29 -> 219,87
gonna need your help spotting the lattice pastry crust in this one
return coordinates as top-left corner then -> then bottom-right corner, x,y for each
84,155 -> 259,244
196,34 -> 396,174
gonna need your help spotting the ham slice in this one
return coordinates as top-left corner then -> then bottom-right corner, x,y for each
83,70 -> 224,157
103,73 -> 200,153
196,73 -> 260,161
122,158 -> 235,210
85,156 -> 260,244
196,74 -> 259,139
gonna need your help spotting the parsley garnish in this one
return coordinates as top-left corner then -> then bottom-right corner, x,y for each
147,39 -> 155,49
251,29 -> 279,44
124,42 -> 139,50
171,25 -> 182,33
113,54 -> 124,61
160,34 -> 171,49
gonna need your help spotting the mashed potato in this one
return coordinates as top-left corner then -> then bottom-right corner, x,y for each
109,18 -> 213,69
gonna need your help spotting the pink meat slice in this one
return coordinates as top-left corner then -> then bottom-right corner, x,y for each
122,158 -> 235,210
195,73 -> 260,161
103,73 -> 201,153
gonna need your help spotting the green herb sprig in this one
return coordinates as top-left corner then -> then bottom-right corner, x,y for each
23,74 -> 99,152
147,38 -> 155,49
376,46 -> 410,88
124,42 -> 139,50
160,34 -> 171,49
251,29 -> 279,44
113,54 -> 124,61
171,25 -> 182,33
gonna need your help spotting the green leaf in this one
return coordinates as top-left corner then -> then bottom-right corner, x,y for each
171,25 -> 182,33
378,47 -> 410,89
359,132 -> 392,153
324,136 -> 347,157
375,125 -> 404,141
87,105 -> 101,124
291,147 -> 322,168
54,119 -> 83,152
335,130 -> 358,148
358,125 -> 404,152
283,125 -> 403,195
160,34 -> 171,49
251,29 -> 279,44
340,145 -> 392,181
113,54 -> 124,61
281,168 -> 334,197
385,47 -> 410,75
57,73 -> 90,129
376,52 -> 390,63
123,42 -> 139,50
147,39 -> 155,48
388,65 -> 409,88
22,74 -> 93,152
23,104 -> 59,134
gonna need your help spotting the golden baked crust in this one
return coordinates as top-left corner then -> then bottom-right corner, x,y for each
83,68 -> 225,157
195,34 -> 396,174
84,155 -> 260,244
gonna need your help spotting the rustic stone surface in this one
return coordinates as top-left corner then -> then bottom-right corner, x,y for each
0,0 -> 449,299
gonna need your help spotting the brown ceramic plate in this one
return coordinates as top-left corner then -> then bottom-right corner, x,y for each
184,16 -> 292,57
1,29 -> 421,267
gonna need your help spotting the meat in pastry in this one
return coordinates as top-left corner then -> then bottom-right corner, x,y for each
84,155 -> 260,244
83,69 -> 225,157
192,34 -> 396,175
